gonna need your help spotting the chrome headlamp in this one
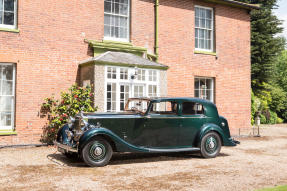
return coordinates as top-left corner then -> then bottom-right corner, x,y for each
68,116 -> 75,128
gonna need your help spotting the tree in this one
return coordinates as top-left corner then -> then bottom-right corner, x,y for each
237,0 -> 285,92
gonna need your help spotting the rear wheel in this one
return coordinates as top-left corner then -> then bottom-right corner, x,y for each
200,132 -> 221,158
81,137 -> 113,167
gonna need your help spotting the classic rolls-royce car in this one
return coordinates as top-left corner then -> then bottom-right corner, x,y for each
54,97 -> 239,167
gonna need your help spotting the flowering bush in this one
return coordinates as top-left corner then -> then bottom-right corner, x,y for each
40,84 -> 97,144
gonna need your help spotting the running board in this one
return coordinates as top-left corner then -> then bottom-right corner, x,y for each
147,147 -> 200,153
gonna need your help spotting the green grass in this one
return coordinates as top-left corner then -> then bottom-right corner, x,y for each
256,185 -> 287,191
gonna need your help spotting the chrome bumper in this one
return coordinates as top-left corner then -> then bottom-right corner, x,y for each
53,141 -> 78,153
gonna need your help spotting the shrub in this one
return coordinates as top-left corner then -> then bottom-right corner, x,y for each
277,117 -> 284,124
40,84 -> 97,144
260,114 -> 267,124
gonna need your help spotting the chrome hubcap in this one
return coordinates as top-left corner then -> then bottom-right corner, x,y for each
208,137 -> 215,149
94,146 -> 103,156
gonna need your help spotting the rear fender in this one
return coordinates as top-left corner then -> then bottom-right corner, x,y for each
196,123 -> 228,146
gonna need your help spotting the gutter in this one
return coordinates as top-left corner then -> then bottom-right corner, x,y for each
202,0 -> 260,10
154,0 -> 159,61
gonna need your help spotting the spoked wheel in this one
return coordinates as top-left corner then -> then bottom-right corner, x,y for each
200,132 -> 222,158
81,137 -> 113,167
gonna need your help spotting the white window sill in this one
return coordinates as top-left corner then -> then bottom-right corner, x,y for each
0,27 -> 19,33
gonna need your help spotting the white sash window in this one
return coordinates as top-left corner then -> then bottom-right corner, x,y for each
104,0 -> 130,41
0,0 -> 17,29
194,77 -> 214,103
0,63 -> 15,130
195,5 -> 214,52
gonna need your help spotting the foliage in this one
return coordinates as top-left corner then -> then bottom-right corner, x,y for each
40,84 -> 97,144
275,50 -> 287,92
256,185 -> 287,191
238,0 -> 285,90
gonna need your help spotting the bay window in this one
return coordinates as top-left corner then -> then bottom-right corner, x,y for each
105,66 -> 159,112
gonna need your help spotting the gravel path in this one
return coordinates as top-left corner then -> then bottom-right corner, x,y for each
0,125 -> 287,191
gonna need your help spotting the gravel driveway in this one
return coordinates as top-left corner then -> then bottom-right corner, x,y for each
1,125 -> 287,191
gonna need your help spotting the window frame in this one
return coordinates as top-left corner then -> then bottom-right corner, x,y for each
104,66 -> 159,112
194,5 -> 214,52
0,0 -> 18,29
194,76 -> 215,103
104,0 -> 130,42
0,63 -> 16,130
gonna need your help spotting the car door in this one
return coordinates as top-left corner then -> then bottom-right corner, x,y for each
177,102 -> 207,147
130,100 -> 180,148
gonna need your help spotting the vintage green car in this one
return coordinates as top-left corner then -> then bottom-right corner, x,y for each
54,97 -> 239,167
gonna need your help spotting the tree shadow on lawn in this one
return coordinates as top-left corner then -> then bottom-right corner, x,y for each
47,151 -> 229,167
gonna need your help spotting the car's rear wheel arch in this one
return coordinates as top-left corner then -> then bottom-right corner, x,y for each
196,130 -> 223,147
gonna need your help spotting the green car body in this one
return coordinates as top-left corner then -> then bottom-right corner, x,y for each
55,97 -> 239,167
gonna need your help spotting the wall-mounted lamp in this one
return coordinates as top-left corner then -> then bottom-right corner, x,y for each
131,66 -> 138,80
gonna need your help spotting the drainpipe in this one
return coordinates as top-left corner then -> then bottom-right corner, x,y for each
154,0 -> 159,61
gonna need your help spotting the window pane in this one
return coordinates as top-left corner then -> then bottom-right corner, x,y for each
200,8 -> 205,18
0,112 -> 12,126
0,96 -> 12,111
206,9 -> 212,19
195,90 -> 199,97
104,14 -> 111,25
3,11 -> 13,25
199,29 -> 204,38
120,17 -> 127,27
104,25 -> 110,37
2,65 -> 13,80
195,28 -> 198,38
206,19 -> 211,29
115,26 -> 119,38
115,16 -> 119,26
200,39 -> 204,49
114,3 -> 119,14
0,11 -> 2,24
195,7 -> 200,17
206,78 -> 213,89
207,90 -> 212,101
195,78 -> 199,89
4,0 -> 14,12
195,38 -> 198,48
104,1 -> 111,13
1,81 -> 12,95
0,1 -> 3,11
119,4 -> 128,15
200,18 -> 205,28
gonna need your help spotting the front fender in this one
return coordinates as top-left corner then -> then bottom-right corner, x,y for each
56,124 -> 70,144
78,128 -> 149,154
197,123 -> 234,146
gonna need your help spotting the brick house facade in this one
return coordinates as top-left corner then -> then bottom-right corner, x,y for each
0,0 -> 258,145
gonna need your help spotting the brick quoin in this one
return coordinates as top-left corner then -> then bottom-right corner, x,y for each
0,0 -> 251,145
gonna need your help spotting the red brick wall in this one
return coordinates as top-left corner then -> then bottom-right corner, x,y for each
0,0 -> 250,145
158,0 -> 251,133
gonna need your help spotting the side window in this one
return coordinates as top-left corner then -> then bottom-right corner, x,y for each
182,102 -> 204,115
150,101 -> 178,115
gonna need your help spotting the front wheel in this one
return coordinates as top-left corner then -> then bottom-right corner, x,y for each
200,132 -> 222,158
81,137 -> 113,167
